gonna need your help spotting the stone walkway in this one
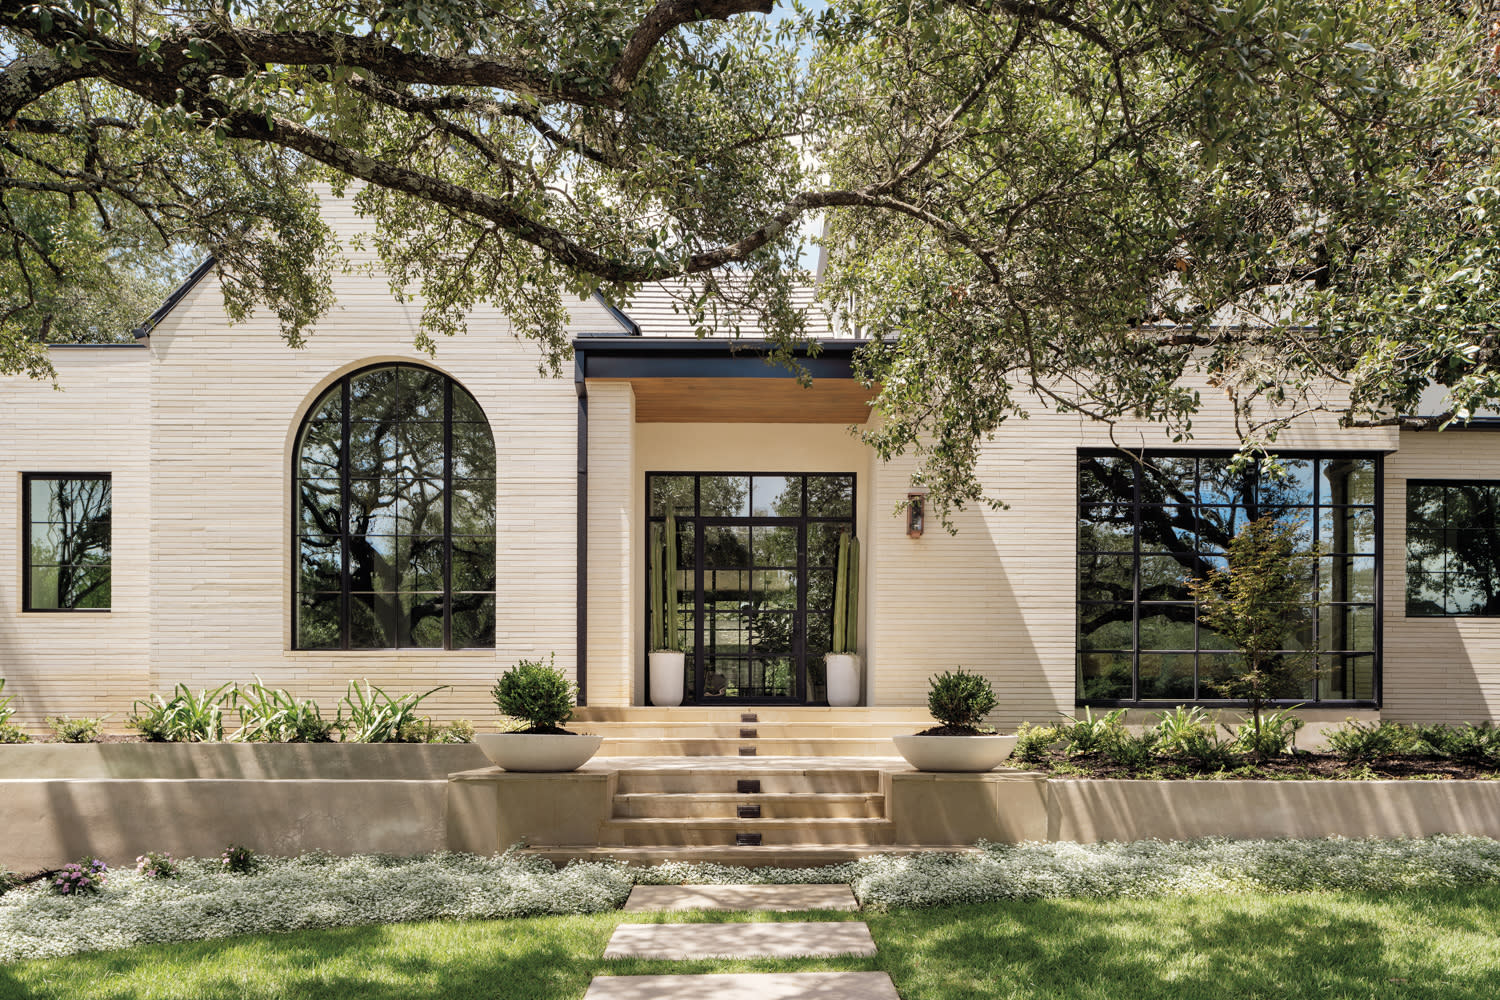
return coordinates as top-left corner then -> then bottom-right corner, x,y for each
584,883 -> 898,999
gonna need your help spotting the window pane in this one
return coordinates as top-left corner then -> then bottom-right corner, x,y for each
1139,654 -> 1195,700
1405,570 -> 1445,616
807,476 -> 854,518
398,480 -> 445,535
395,421 -> 445,479
705,525 -> 750,567
1319,605 -> 1376,652
1258,459 -> 1315,507
1448,567 -> 1500,616
752,476 -> 799,517
348,367 -> 400,421
399,366 -> 446,419
1198,458 -> 1252,506
752,569 -> 797,611
348,535 -> 399,591
25,477 -> 111,610
1140,555 -> 1193,603
1078,508 -> 1134,552
401,535 -> 447,592
348,419 -> 399,477
1139,506 -> 1196,553
699,476 -> 749,517
1139,456 -> 1195,505
452,537 -> 496,592
1078,604 -> 1133,651
298,480 -> 342,535
1261,507 -> 1314,548
402,593 -> 445,648
348,479 -> 399,535
807,523 -> 846,567
1319,507 -> 1375,554
1320,556 -> 1375,604
1139,607 -> 1195,650
649,475 -> 695,517
307,385 -> 342,423
298,535 -> 342,593
1198,652 -> 1245,698
451,595 -> 496,648
1079,552 -> 1133,602
349,593 -> 398,649
752,525 -> 798,567
749,613 -> 794,658
451,384 -> 486,424
452,423 -> 495,480
1323,654 -> 1377,701
1078,456 -> 1135,506
1196,506 -> 1249,551
807,569 -> 836,610
1078,652 -> 1132,700
296,591 -> 341,650
1321,458 -> 1375,506
1406,483 -> 1446,530
297,421 -> 342,479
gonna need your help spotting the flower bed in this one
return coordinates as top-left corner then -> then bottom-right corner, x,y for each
6,837 -> 1500,962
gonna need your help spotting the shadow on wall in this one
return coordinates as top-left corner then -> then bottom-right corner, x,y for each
881,493 -> 1056,727
1383,617 -> 1500,724
0,777 -> 449,871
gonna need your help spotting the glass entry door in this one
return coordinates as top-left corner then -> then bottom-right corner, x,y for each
647,473 -> 855,704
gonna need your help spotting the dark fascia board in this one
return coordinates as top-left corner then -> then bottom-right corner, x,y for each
1403,417 -> 1500,430
573,337 -> 867,380
132,256 -> 217,340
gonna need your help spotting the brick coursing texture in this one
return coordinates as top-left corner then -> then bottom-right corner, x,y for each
1,185 -> 1497,727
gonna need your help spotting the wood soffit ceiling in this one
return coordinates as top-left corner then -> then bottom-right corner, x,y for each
603,377 -> 878,423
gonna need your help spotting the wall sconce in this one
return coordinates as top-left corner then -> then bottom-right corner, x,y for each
906,491 -> 926,538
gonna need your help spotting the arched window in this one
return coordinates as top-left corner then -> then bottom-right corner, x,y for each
294,365 -> 496,649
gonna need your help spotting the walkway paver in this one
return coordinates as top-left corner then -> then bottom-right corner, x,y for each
582,972 -> 899,999
621,883 -> 859,912
603,921 -> 878,959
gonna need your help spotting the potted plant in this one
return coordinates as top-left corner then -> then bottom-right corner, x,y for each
892,668 -> 1015,772
476,655 -> 601,772
825,530 -> 862,707
648,513 -> 686,706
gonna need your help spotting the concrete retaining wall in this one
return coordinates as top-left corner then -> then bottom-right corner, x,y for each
1,779 -> 447,871
0,743 -> 488,780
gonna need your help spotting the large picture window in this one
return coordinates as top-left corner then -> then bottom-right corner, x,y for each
293,365 -> 496,650
1406,481 -> 1500,616
23,474 -> 111,611
1077,452 -> 1379,705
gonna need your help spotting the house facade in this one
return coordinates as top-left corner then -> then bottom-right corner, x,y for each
3,194 -> 1499,730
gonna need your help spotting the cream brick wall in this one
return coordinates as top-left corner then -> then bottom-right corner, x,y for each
0,349 -> 151,728
1384,430 -> 1500,723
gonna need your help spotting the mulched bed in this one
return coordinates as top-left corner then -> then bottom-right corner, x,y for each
1016,751 -> 1500,780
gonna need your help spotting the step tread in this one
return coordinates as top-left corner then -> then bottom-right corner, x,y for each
603,817 -> 894,828
522,844 -> 978,867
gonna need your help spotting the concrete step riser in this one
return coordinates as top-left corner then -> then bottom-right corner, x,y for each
598,738 -> 897,757
583,724 -> 921,739
613,794 -> 885,819
599,821 -> 897,848
615,772 -> 883,795
524,845 -> 978,867
574,709 -> 931,724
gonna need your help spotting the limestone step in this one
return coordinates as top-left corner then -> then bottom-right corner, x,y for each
613,792 -> 884,819
583,972 -> 900,1000
598,817 -> 897,847
522,844 -> 978,867
620,884 -> 860,912
615,765 -> 886,795
581,721 -> 920,739
603,922 -> 877,958
574,707 -> 930,724
598,737 -> 896,757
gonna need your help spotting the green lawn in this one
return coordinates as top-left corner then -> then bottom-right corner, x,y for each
3,888 -> 1500,1000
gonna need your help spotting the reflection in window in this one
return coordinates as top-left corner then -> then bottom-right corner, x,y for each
24,474 -> 111,610
294,366 -> 496,649
1077,453 -> 1379,704
1406,481 -> 1500,616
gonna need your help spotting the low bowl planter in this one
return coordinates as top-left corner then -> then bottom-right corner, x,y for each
474,733 -> 602,773
893,734 -> 1017,773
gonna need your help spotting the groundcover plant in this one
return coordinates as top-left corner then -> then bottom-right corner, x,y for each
5,837 -> 1500,962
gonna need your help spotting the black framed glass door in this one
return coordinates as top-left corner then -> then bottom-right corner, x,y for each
647,473 -> 855,704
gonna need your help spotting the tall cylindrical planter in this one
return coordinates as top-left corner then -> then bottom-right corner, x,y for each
649,651 -> 686,707
826,653 -> 862,707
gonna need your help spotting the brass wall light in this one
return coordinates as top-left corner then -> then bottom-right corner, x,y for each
906,490 -> 926,538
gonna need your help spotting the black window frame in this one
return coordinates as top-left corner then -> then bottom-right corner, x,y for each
1405,479 -> 1500,618
645,471 -> 857,705
291,364 -> 496,651
1076,449 -> 1383,709
22,472 -> 113,613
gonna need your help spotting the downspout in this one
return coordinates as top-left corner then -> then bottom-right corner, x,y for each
575,350 -> 589,705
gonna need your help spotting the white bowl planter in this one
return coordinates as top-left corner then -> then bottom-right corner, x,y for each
649,650 -> 686,707
826,653 -> 862,707
475,733 -> 603,773
892,734 -> 1017,773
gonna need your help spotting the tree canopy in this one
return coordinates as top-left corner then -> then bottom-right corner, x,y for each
1,1 -> 1496,517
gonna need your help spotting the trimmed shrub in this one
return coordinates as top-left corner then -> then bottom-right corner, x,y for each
1412,722 -> 1500,767
47,716 -> 102,744
0,723 -> 27,744
926,668 -> 997,732
492,655 -> 575,733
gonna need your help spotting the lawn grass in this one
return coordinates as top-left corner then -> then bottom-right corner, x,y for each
3,887 -> 1500,999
